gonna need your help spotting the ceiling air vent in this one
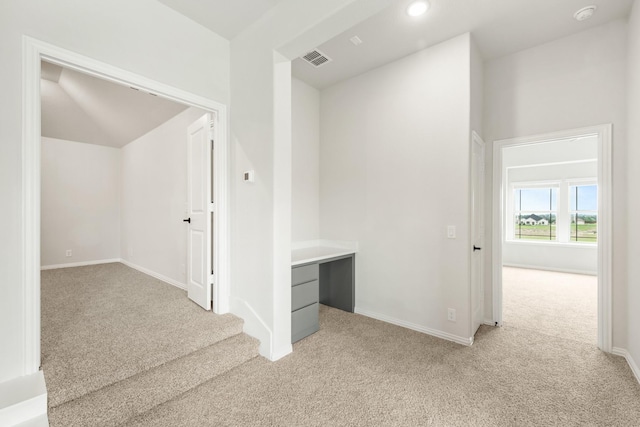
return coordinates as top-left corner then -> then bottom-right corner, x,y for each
301,49 -> 332,68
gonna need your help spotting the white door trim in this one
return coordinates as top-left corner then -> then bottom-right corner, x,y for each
492,124 -> 612,352
469,131 -> 485,338
21,36 -> 231,375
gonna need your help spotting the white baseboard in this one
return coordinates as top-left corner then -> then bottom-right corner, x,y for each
14,414 -> 49,427
502,263 -> 597,276
41,258 -> 120,270
119,259 -> 186,291
229,297 -> 287,361
612,347 -> 640,385
484,319 -> 497,326
354,307 -> 473,346
0,371 -> 47,427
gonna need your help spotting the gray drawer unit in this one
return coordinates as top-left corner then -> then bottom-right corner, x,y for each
291,302 -> 319,343
292,263 -> 319,286
292,280 -> 318,311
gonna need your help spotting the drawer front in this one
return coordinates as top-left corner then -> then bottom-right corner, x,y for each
291,302 -> 319,343
291,263 -> 319,286
292,280 -> 318,311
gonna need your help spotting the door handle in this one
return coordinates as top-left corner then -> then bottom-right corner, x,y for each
183,218 -> 191,223
473,245 -> 482,251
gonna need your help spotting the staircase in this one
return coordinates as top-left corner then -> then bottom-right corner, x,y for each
46,316 -> 260,427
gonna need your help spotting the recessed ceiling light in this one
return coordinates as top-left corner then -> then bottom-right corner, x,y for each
407,1 -> 429,17
574,5 -> 597,21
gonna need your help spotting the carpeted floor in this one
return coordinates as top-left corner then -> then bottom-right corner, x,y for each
503,267 -> 597,345
42,264 -> 640,426
41,263 -> 244,407
128,305 -> 640,427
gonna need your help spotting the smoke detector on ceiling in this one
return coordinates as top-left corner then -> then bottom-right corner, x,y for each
300,49 -> 332,68
574,5 -> 597,21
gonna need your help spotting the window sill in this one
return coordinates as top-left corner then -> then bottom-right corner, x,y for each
504,240 -> 597,249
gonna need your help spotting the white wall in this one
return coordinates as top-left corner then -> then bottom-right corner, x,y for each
320,34 -> 473,342
470,36 -> 484,137
121,107 -> 207,286
626,0 -> 640,374
0,0 -> 229,383
41,137 -> 121,267
484,20 -> 628,348
291,78 -> 320,242
229,0 -> 392,360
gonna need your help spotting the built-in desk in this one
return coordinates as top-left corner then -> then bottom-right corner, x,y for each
291,245 -> 356,343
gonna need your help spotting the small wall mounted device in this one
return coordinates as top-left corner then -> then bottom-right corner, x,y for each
243,170 -> 255,183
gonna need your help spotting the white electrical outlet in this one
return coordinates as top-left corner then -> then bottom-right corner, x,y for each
447,308 -> 456,322
447,226 -> 456,239
65,250 -> 72,257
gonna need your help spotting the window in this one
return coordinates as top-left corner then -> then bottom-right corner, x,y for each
508,180 -> 598,245
570,184 -> 597,243
513,187 -> 558,241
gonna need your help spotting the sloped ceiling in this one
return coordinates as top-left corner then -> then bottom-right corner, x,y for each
41,61 -> 188,148
157,0 -> 282,40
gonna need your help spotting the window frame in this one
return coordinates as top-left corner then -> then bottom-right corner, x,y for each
508,181 -> 560,242
568,179 -> 598,244
506,178 -> 598,245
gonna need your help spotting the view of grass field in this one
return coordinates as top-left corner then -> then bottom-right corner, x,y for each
513,185 -> 598,243
514,224 -> 556,240
571,224 -> 598,242
514,224 -> 597,242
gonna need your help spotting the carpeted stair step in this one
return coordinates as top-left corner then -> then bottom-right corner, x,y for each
46,312 -> 246,408
47,333 -> 260,427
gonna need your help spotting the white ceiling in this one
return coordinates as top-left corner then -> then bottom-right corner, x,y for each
41,62 -> 188,148
292,0 -> 634,89
41,0 -> 635,139
157,0 -> 282,40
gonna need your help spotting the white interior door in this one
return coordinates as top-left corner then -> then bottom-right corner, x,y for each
187,113 -> 212,310
471,132 -> 485,335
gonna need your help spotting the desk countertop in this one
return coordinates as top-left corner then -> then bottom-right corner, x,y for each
291,246 -> 356,266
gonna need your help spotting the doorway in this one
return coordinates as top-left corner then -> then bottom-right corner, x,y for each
22,37 -> 230,374
492,125 -> 612,351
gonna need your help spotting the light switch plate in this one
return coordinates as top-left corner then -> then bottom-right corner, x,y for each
447,226 -> 456,239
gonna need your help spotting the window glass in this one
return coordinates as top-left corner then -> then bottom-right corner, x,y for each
570,185 -> 597,211
513,187 -> 558,241
517,188 -> 557,211
570,184 -> 598,243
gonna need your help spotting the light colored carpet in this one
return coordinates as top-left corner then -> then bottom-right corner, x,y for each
48,334 -> 258,427
503,267 -> 597,345
41,263 -> 246,407
43,264 -> 640,426
128,305 -> 640,427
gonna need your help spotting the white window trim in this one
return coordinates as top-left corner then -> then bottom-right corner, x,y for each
568,180 -> 598,244
506,179 -> 598,245
508,182 -> 559,242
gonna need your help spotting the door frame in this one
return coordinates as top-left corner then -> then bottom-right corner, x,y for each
492,124 -> 612,352
469,131 -> 485,337
22,36 -> 230,374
